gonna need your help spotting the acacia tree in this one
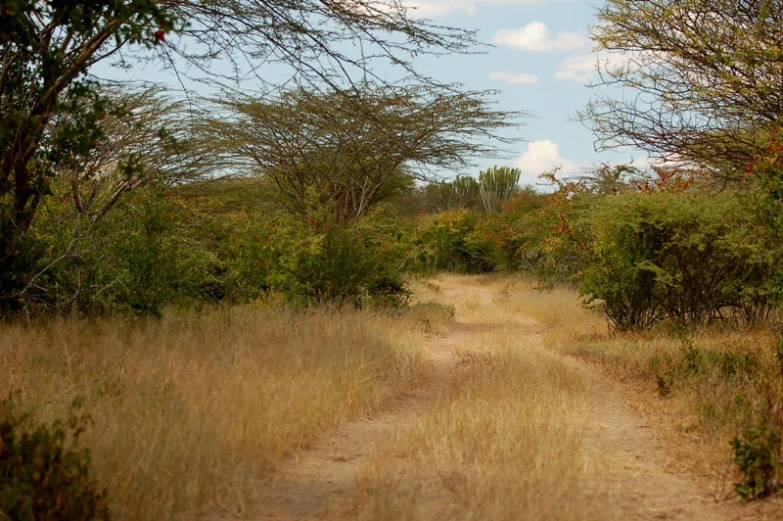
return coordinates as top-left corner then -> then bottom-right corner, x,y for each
0,0 -> 481,301
586,0 -> 783,176
63,86 -> 218,223
202,85 -> 519,224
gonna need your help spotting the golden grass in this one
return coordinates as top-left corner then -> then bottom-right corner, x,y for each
567,328 -> 783,484
0,305 -> 429,521
342,276 -> 610,521
497,276 -> 610,349
8,274 -> 781,519
494,276 -> 783,512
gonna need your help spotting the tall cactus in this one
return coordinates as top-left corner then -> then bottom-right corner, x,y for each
450,175 -> 481,209
479,166 -> 521,213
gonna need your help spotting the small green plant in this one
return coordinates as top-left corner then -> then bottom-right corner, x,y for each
679,338 -> 702,375
0,395 -> 110,521
654,335 -> 701,397
731,421 -> 782,499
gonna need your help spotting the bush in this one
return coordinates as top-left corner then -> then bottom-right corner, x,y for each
407,210 -> 496,274
25,188 -> 226,317
731,421 -> 782,499
576,191 -> 780,330
259,215 -> 409,306
0,396 -> 110,521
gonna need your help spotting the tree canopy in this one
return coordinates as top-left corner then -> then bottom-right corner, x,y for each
0,0 -> 493,302
586,0 -> 783,176
201,84 -> 519,223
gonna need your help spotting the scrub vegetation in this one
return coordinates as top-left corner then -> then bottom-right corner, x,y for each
4,0 -> 783,519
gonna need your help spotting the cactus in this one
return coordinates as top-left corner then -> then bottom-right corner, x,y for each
479,166 -> 521,213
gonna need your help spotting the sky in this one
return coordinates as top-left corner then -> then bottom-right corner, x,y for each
97,0 -> 647,189
402,0 -> 646,187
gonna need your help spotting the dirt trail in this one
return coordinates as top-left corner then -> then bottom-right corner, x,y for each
507,312 -> 743,521
249,279 -> 744,521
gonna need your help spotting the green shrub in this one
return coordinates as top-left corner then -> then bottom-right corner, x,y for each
578,191 -> 780,330
24,188 -> 227,316
731,421 -> 782,499
408,210 -> 495,274
259,216 -> 409,306
0,397 -> 110,521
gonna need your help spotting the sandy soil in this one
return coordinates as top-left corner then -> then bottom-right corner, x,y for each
240,278 -> 750,520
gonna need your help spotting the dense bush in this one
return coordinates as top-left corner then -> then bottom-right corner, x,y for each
0,397 -> 109,521
405,188 -> 547,275
578,191 -> 779,329
27,188 -> 224,316
257,215 -> 409,306
537,168 -> 781,331
407,210 -> 495,274
8,162 -> 780,327
10,185 -> 412,314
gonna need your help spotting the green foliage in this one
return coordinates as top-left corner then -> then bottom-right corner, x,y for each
407,210 -> 495,274
260,216 -> 408,306
5,181 -> 414,315
404,185 -> 548,275
731,421 -> 782,499
0,396 -> 110,521
23,187 -> 225,316
575,190 -> 779,330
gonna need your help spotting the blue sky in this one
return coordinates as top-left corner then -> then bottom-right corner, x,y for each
97,0 -> 645,188
404,0 -> 645,187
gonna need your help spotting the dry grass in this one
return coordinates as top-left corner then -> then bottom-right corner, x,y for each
342,276 -> 610,521
497,276 -> 609,349
0,304 -> 430,521
495,277 -> 783,511
569,328 -> 783,485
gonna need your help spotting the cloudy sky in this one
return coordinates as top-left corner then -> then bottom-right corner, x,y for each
401,0 -> 647,187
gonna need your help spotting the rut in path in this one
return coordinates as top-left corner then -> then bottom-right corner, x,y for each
247,278 -> 746,521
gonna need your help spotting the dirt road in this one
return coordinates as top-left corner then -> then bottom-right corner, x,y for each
248,277 -> 746,520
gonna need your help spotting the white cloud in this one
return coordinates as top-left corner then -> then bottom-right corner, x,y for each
403,0 -> 548,18
488,71 -> 539,84
491,22 -> 587,52
554,51 -> 635,83
515,140 -> 575,182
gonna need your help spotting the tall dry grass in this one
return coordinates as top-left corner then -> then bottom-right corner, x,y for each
342,277 -> 610,521
0,305 -> 428,521
499,276 -> 783,512
497,277 -> 609,348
